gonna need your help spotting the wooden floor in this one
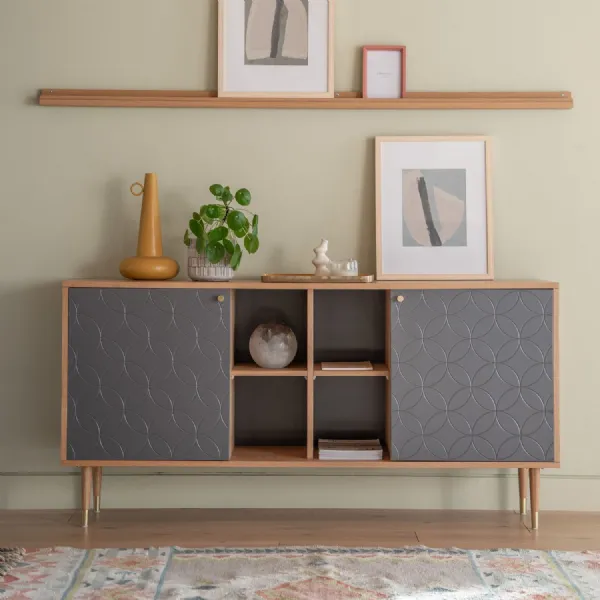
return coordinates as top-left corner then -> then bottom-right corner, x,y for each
1,509 -> 600,551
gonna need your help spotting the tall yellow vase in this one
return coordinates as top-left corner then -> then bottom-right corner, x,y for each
119,173 -> 179,280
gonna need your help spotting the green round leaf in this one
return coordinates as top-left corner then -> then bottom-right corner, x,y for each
222,188 -> 233,204
232,227 -> 248,238
251,214 -> 259,235
227,210 -> 249,233
244,233 -> 260,254
209,184 -> 224,197
223,239 -> 235,255
235,188 -> 252,206
189,219 -> 203,238
200,206 -> 213,223
183,229 -> 191,247
206,204 -> 226,220
192,212 -> 200,221
230,244 -> 242,270
196,234 -> 206,254
208,226 -> 228,243
206,241 -> 225,264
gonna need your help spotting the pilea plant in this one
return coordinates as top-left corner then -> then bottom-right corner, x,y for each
183,184 -> 259,271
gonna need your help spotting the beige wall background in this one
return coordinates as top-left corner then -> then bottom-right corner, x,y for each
1,0 -> 598,511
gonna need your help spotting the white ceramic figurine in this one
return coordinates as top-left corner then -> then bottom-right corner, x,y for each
312,239 -> 331,276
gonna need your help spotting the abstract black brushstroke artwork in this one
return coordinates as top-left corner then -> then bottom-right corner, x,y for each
416,176 -> 443,247
245,0 -> 309,66
402,169 -> 467,247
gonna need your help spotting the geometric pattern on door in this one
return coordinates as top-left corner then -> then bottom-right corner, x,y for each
67,288 -> 230,461
390,290 -> 554,462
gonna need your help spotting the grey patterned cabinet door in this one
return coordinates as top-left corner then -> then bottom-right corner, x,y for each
67,288 -> 231,461
390,290 -> 555,462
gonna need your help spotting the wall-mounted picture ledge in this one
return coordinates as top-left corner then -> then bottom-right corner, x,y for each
38,89 -> 574,110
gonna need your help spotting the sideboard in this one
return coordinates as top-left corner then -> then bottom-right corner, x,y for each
62,279 -> 558,529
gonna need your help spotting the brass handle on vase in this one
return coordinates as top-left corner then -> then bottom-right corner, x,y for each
217,295 -> 225,303
130,182 -> 144,197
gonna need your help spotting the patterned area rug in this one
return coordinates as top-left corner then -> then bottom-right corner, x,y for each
0,550 -> 24,578
1,546 -> 600,599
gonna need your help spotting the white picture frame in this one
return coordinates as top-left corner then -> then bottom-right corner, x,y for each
376,136 -> 494,280
218,0 -> 334,98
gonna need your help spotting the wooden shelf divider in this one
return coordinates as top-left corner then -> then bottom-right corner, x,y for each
39,89 -> 574,110
231,446 -> 308,463
232,363 -> 308,377
232,363 -> 389,377
220,446 -> 557,469
306,290 -> 315,460
315,363 -> 390,377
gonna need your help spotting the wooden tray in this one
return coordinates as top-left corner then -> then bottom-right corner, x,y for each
261,273 -> 375,283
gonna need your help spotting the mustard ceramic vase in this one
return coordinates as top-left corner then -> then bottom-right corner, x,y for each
119,173 -> 179,280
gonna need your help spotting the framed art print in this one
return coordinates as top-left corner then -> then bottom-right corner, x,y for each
218,0 -> 334,98
376,136 -> 493,280
363,46 -> 406,99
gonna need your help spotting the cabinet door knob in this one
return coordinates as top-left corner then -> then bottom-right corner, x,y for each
396,295 -> 405,303
217,295 -> 225,303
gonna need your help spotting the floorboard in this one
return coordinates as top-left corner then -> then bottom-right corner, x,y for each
1,509 -> 599,550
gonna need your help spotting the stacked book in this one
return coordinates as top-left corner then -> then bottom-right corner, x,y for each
318,439 -> 383,461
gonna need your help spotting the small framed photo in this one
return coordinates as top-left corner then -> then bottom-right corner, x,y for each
376,136 -> 493,280
362,45 -> 406,99
218,0 -> 335,98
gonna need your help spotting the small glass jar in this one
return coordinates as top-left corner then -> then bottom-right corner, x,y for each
329,259 -> 359,277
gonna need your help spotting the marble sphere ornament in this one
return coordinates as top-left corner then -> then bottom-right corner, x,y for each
249,323 -> 298,369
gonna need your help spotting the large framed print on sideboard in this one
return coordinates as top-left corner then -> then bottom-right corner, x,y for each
63,279 -> 558,530
376,136 -> 493,280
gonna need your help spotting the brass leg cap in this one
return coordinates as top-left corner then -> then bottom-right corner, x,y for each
94,497 -> 100,514
82,509 -> 89,528
532,512 -> 539,530
520,498 -> 527,516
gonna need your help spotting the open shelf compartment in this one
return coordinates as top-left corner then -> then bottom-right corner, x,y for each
314,290 -> 386,363
313,377 -> 387,455
234,289 -> 308,365
234,377 -> 307,447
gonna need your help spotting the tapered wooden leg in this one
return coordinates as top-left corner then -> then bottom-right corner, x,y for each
81,467 -> 92,528
529,468 -> 540,530
518,468 -> 528,515
92,467 -> 103,514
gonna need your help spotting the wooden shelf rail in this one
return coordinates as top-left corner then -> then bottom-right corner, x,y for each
315,363 -> 389,377
68,446 -> 559,469
231,363 -> 389,377
38,90 -> 574,110
232,363 -> 308,377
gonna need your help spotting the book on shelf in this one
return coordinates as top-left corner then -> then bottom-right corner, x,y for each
318,438 -> 383,461
320,361 -> 373,371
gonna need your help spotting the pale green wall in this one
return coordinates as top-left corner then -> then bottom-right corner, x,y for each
1,0 -> 598,510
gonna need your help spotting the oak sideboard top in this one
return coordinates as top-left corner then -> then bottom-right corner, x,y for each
62,279 -> 559,291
